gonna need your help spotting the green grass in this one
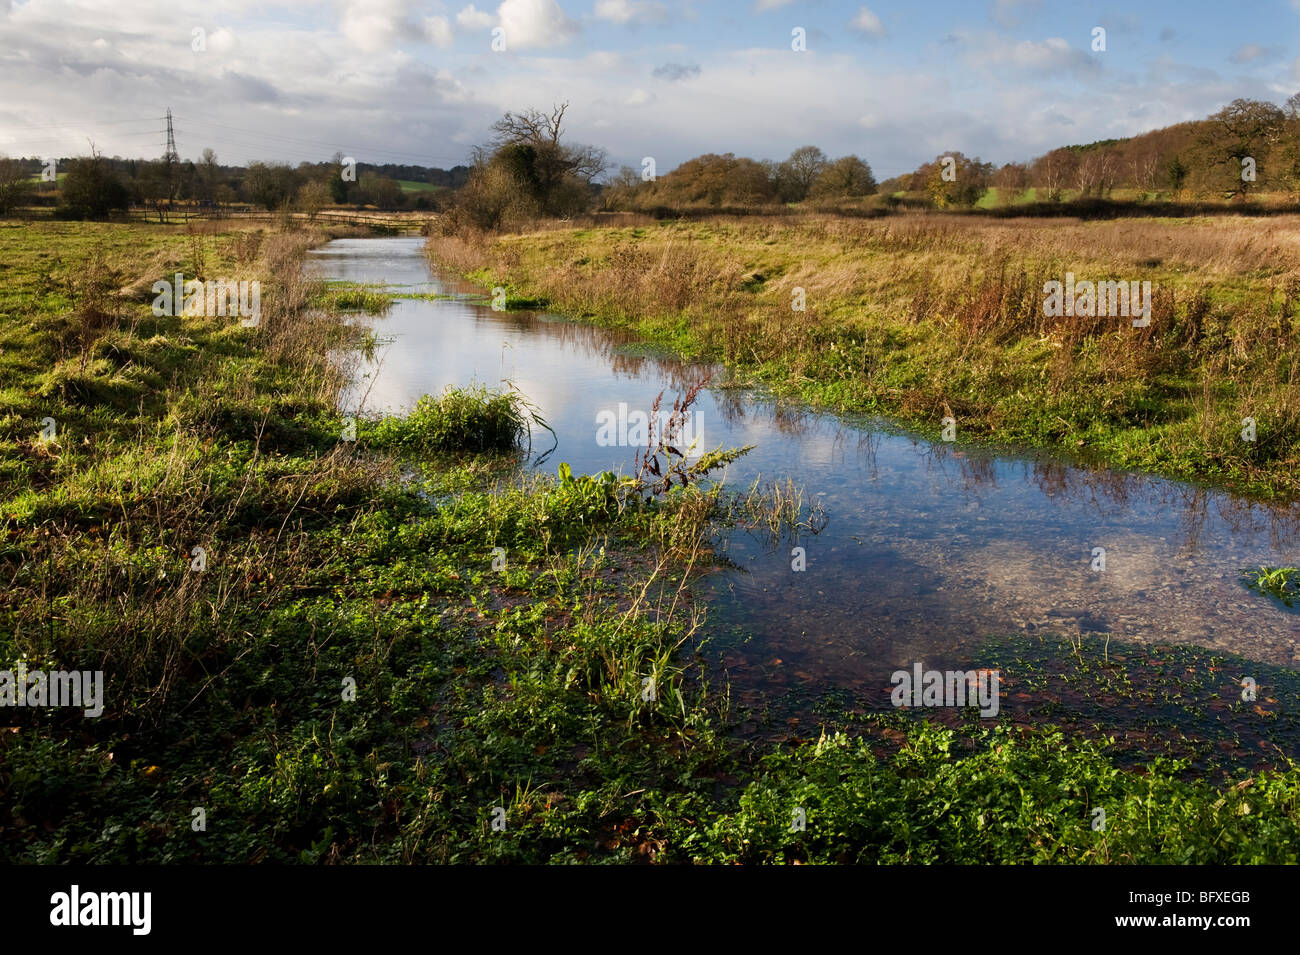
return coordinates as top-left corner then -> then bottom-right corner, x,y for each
314,281 -> 394,313
397,180 -> 444,194
698,724 -> 1300,864
1246,566 -> 1300,607
364,384 -> 536,455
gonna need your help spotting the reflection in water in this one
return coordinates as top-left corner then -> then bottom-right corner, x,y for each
311,238 -> 1300,711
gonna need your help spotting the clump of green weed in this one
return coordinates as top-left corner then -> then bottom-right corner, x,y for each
318,284 -> 392,314
365,384 -> 539,455
1245,566 -> 1300,606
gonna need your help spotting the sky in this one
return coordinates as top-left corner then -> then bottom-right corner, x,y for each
0,0 -> 1297,178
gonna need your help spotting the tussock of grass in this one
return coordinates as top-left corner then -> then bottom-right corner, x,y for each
364,384 -> 534,455
316,283 -> 393,314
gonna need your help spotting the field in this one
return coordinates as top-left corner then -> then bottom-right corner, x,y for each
396,180 -> 444,194
1,217 -> 1298,863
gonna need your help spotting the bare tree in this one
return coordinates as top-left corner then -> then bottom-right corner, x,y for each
1031,148 -> 1077,202
200,148 -> 220,201
777,145 -> 828,201
1127,144 -> 1159,193
296,180 -> 331,220
489,102 -> 609,214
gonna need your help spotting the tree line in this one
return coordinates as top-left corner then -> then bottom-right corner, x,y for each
447,92 -> 1300,229
0,148 -> 470,218
883,95 -> 1300,206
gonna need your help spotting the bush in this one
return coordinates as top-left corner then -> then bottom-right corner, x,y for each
56,156 -> 129,219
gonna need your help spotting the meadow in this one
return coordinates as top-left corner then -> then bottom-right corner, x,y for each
0,216 -> 1297,863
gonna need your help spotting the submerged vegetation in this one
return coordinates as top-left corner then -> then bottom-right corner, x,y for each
0,221 -> 1298,864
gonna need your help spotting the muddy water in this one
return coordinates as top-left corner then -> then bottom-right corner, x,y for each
310,237 -> 1300,710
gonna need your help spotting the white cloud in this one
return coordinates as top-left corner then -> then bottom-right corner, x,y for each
424,15 -> 454,47
207,27 -> 237,54
497,0 -> 579,48
342,0 -> 404,52
585,50 -> 623,70
850,7 -> 885,37
970,36 -> 1097,76
754,0 -> 793,10
456,4 -> 496,29
1229,43 -> 1271,64
593,0 -> 667,25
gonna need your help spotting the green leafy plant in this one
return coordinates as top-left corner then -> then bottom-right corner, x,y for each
545,462 -> 621,527
1245,565 -> 1300,606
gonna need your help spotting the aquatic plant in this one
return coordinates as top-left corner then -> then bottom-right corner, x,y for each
1245,565 -> 1300,605
365,383 -> 541,455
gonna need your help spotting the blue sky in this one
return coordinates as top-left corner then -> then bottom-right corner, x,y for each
0,0 -> 1297,177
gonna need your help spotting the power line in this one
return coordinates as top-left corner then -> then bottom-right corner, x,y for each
0,132 -> 168,156
0,131 -> 166,145
175,129 -> 463,167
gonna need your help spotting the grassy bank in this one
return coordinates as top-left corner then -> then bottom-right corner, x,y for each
2,220 -> 1299,863
428,213 -> 1300,500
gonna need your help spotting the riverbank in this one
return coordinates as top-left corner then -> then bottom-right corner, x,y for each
2,221 -> 1299,863
427,213 -> 1300,501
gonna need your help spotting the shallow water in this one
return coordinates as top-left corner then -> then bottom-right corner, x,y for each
310,237 -> 1300,709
